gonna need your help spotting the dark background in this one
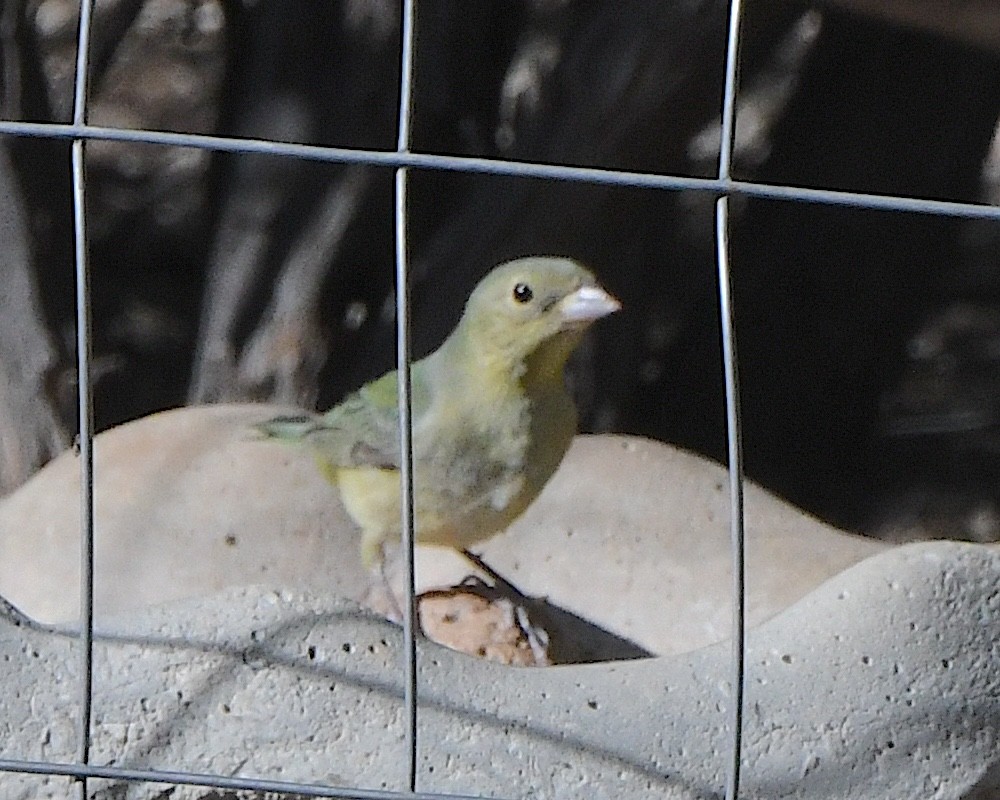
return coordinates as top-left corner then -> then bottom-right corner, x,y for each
3,0 -> 1000,541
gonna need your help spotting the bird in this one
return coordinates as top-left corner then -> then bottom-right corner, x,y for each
256,256 -> 620,570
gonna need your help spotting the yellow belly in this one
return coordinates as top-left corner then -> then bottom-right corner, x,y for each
336,465 -> 529,568
331,382 -> 577,569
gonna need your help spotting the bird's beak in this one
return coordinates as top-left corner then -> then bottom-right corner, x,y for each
559,285 -> 621,325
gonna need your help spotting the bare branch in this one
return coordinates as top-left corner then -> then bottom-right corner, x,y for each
238,165 -> 371,406
0,141 -> 69,493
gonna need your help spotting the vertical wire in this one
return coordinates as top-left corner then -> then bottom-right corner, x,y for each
395,0 -> 418,792
70,2 -> 97,799
718,0 -> 744,181
717,1 -> 747,799
716,197 -> 745,800
394,171 -> 418,793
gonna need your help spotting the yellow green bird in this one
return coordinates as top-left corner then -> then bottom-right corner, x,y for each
257,256 -> 620,569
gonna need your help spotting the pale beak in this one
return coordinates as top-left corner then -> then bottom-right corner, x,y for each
560,285 -> 622,324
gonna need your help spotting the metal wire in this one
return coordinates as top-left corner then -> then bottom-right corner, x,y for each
716,197 -> 746,800
394,0 -> 419,791
0,3 -> 995,800
717,2 -> 747,797
70,2 -> 97,799
718,0 -> 743,182
0,757 -> 490,800
3,119 -> 1000,221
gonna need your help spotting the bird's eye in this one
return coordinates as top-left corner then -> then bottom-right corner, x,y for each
512,283 -> 533,304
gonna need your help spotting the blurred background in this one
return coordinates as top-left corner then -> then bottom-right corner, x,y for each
2,0 -> 1000,542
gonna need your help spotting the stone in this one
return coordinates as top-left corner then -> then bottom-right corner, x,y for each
0,541 -> 995,799
0,405 -> 885,656
0,405 -> 996,798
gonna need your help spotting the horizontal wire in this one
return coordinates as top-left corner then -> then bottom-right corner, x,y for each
0,758 -> 487,800
4,27 -> 997,798
0,120 -> 999,220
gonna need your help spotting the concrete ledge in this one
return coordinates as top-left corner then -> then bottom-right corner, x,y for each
0,406 -> 995,798
0,405 -> 885,655
0,541 -> 996,799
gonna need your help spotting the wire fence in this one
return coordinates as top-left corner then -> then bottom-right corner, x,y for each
0,1 -> 998,798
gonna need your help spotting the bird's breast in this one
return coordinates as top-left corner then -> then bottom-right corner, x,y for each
416,391 -> 531,507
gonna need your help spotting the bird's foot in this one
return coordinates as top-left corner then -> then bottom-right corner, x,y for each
457,549 -> 550,664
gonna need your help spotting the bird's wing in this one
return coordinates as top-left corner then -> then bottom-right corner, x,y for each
308,365 -> 434,471
314,376 -> 401,469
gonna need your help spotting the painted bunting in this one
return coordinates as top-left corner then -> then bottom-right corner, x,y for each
257,256 -> 620,569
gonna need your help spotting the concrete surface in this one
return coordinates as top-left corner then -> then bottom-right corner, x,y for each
0,404 -> 368,623
0,541 -> 996,799
0,405 -> 885,655
0,405 -> 996,798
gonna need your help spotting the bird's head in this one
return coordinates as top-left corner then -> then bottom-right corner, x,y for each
449,256 -> 621,378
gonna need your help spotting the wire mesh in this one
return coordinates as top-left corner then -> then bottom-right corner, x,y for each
716,3 -> 747,798
0,1 -> 997,799
70,2 -> 97,798
394,0 -> 419,790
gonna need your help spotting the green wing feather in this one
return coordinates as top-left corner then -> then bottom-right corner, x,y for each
257,364 -> 432,471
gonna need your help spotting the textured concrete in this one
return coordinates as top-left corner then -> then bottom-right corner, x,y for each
0,541 -> 996,799
470,435 -> 886,654
0,404 -> 367,623
0,405 -> 996,798
0,405 -> 884,654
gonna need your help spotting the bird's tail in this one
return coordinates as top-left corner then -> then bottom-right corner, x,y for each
254,414 -> 320,441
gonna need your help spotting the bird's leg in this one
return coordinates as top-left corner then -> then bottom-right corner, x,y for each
378,542 -> 405,624
380,542 -> 427,636
460,548 -> 550,666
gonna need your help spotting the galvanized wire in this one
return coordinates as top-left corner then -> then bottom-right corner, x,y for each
718,0 -> 743,182
0,757 -> 490,799
394,0 -> 420,791
3,119 -> 1000,220
70,2 -> 97,799
0,3 -> 995,800
717,0 -> 748,797
715,196 -> 746,800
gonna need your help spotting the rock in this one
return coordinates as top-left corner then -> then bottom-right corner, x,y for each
470,435 -> 887,655
0,404 -> 365,624
0,541 -> 996,799
0,406 -> 885,657
0,405 -> 996,798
